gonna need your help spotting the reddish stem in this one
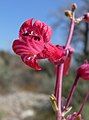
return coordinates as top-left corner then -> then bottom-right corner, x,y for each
65,75 -> 79,109
54,19 -> 75,98
56,64 -> 64,120
77,92 -> 89,116
54,66 -> 59,98
54,19 -> 75,120
65,19 -> 75,49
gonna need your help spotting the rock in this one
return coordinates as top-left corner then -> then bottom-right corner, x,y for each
20,109 -> 35,119
0,92 -> 50,120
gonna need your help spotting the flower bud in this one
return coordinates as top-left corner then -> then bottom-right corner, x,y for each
83,12 -> 89,22
65,10 -> 73,18
71,3 -> 77,11
77,61 -> 89,80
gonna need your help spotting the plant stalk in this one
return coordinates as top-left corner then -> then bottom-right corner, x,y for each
65,19 -> 75,49
56,64 -> 64,120
77,92 -> 89,115
54,18 -> 75,120
65,75 -> 79,109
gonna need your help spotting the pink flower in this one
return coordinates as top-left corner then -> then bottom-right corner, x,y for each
13,18 -> 52,70
83,12 -> 89,22
77,60 -> 89,80
12,18 -> 66,70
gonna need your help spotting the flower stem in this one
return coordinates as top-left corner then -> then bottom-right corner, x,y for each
77,92 -> 89,116
54,18 -> 75,120
65,75 -> 79,109
64,18 -> 76,109
65,19 -> 75,49
56,64 -> 64,120
54,66 -> 59,98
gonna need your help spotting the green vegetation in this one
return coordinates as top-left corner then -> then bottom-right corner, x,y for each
0,51 -> 89,119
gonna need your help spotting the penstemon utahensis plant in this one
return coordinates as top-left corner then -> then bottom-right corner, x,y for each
12,3 -> 89,120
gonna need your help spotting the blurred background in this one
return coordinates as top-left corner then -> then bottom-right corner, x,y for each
0,0 -> 89,120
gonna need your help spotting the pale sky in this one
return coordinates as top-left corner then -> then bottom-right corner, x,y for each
0,0 -> 83,52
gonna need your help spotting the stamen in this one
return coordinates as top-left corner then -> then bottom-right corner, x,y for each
23,30 -> 40,41
31,31 -> 34,35
22,30 -> 29,36
28,57 -> 31,60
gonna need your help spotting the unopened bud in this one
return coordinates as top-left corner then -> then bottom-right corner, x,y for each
71,3 -> 77,11
77,60 -> 89,80
83,12 -> 89,22
65,10 -> 72,18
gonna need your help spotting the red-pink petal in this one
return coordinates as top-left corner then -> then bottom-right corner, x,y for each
43,44 -> 66,64
19,18 -> 33,38
12,39 -> 39,56
19,18 -> 52,42
21,55 -> 42,70
33,20 -> 52,42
